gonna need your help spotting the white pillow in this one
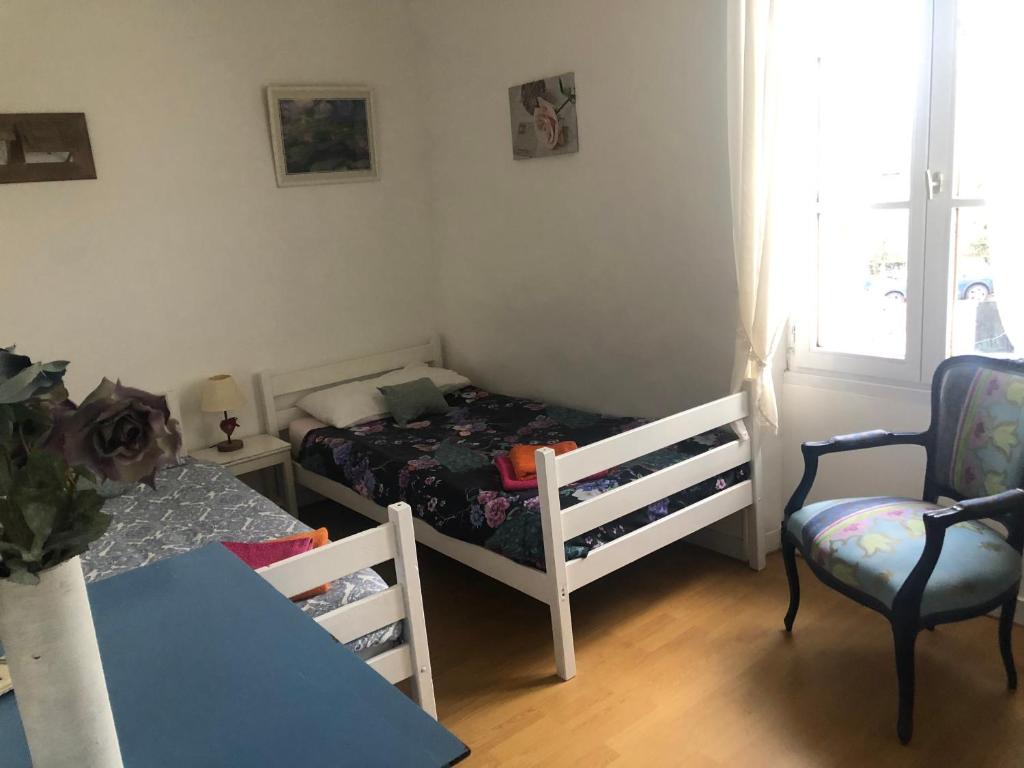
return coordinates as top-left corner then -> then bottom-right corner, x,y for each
296,380 -> 388,429
296,365 -> 471,428
374,364 -> 471,394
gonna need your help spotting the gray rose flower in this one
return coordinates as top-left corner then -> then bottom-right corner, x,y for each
47,379 -> 182,487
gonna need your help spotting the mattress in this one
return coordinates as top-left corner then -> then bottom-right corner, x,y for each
297,386 -> 749,569
290,416 -> 327,455
83,458 -> 402,655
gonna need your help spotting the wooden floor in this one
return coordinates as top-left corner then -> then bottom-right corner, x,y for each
304,503 -> 1024,767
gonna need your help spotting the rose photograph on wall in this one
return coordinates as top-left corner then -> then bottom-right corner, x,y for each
508,72 -> 578,160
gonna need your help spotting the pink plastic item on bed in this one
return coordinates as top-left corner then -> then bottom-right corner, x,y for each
494,454 -> 609,492
221,537 -> 314,570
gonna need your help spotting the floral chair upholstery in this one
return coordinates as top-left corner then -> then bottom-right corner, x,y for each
783,356 -> 1024,744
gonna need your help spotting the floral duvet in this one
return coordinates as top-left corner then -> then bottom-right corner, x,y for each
298,387 -> 749,569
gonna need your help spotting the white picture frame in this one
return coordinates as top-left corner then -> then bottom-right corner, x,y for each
265,85 -> 378,187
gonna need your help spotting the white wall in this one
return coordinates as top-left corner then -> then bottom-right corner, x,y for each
0,0 -> 435,448
411,0 -> 736,419
781,374 -> 932,506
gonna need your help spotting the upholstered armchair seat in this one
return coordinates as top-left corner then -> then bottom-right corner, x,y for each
787,496 -> 1022,618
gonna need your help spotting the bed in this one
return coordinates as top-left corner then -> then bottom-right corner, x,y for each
258,337 -> 766,679
81,455 -> 402,656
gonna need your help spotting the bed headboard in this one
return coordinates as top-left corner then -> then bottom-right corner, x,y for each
256,336 -> 443,436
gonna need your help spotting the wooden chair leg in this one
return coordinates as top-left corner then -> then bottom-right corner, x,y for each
1000,596 -> 1018,691
892,621 -> 919,745
782,540 -> 800,632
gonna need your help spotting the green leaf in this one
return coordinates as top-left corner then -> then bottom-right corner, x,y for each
5,566 -> 40,586
0,498 -> 36,555
44,489 -> 110,564
0,364 -> 52,404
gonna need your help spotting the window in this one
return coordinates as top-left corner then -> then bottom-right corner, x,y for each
791,0 -> 1023,384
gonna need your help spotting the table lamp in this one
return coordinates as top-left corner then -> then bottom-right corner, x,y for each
201,374 -> 246,452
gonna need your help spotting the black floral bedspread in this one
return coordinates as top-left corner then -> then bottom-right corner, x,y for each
298,387 -> 748,569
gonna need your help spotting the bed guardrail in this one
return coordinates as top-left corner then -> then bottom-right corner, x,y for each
535,390 -> 758,680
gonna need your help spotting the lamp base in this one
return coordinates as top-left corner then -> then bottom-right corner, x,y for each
216,439 -> 244,453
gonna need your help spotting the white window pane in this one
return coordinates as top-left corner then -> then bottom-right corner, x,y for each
815,1 -> 924,205
817,208 -> 908,359
951,0 -> 1007,200
949,207 -> 1023,357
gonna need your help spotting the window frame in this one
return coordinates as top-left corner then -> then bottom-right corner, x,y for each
791,0 -> 974,388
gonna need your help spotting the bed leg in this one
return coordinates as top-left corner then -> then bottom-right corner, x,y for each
745,505 -> 766,571
741,381 -> 766,571
549,589 -> 576,681
536,447 -> 577,681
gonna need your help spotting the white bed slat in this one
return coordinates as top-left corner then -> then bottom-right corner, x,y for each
565,481 -> 753,592
560,439 -> 751,540
258,525 -> 397,598
314,585 -> 406,645
367,644 -> 414,684
294,463 -> 553,601
555,393 -> 748,485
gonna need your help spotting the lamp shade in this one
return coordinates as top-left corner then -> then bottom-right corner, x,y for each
200,374 -> 245,414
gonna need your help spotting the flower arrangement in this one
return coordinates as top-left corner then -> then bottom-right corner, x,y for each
0,346 -> 181,584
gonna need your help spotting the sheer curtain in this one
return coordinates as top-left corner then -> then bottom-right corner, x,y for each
981,6 -> 1024,353
726,0 -> 803,432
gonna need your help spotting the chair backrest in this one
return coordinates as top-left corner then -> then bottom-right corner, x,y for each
927,355 -> 1024,501
258,502 -> 437,718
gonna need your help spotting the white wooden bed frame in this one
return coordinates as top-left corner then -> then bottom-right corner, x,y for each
260,502 -> 437,717
257,337 -> 766,681
163,391 -> 437,714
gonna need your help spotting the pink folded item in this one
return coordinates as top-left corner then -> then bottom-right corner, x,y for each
495,454 -> 540,491
494,454 -> 610,492
221,537 -> 314,570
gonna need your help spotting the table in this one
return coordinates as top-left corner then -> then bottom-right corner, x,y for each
192,434 -> 298,515
0,545 -> 468,767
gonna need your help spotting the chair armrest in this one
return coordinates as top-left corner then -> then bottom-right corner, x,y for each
803,430 -> 927,457
925,489 -> 1024,529
784,430 -> 928,520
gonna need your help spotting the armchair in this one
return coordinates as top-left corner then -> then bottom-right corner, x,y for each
783,356 -> 1024,743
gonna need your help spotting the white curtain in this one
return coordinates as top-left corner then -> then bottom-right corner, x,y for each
726,0 -> 799,432
979,6 -> 1024,353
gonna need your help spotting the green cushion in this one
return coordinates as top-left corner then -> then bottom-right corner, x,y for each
377,377 -> 450,427
787,496 -> 1021,617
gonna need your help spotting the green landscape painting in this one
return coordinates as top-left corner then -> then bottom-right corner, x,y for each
278,98 -> 372,175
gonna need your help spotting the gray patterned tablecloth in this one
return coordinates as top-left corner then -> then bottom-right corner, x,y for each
81,458 -> 401,654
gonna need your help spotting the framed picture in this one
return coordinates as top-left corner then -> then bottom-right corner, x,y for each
265,86 -> 378,187
508,72 -> 578,160
0,113 -> 96,184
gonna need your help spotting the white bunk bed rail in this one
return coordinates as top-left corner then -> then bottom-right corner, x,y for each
258,502 -> 437,718
534,390 -> 761,679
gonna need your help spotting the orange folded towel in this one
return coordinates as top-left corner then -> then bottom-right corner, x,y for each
273,527 -> 331,601
508,441 -> 578,480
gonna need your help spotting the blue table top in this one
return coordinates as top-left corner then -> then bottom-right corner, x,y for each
0,544 -> 468,767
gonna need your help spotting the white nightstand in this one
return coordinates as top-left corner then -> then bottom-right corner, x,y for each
192,434 -> 298,516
